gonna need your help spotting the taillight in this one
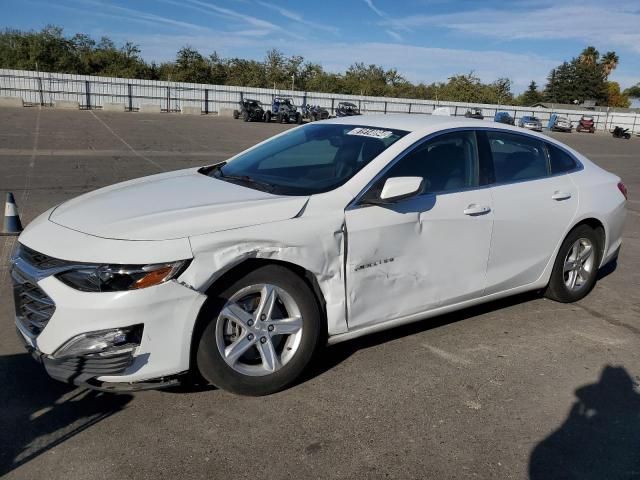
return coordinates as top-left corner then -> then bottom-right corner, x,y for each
617,182 -> 628,200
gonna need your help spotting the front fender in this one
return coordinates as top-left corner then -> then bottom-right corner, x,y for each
183,216 -> 348,336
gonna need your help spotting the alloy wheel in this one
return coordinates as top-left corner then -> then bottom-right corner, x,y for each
215,284 -> 303,376
563,238 -> 596,291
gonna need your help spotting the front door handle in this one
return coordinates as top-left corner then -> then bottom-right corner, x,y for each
552,191 -> 572,201
464,204 -> 491,216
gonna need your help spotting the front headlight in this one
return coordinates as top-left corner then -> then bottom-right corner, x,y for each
56,260 -> 190,292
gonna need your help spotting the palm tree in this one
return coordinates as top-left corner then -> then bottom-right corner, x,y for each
600,51 -> 619,77
579,46 -> 600,66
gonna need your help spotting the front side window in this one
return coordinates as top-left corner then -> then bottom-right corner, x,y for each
486,131 -> 548,183
205,124 -> 408,195
368,130 -> 478,197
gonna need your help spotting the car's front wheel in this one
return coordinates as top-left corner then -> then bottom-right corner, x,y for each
545,225 -> 602,303
195,265 -> 322,395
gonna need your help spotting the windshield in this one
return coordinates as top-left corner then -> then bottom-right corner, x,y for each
206,123 -> 409,195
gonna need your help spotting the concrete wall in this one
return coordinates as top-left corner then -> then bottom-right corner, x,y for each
0,96 -> 23,107
1,68 -> 638,134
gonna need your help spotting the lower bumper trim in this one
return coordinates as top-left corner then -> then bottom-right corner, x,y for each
84,373 -> 187,392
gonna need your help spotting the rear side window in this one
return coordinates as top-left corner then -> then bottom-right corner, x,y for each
486,131 -> 548,183
547,143 -> 577,174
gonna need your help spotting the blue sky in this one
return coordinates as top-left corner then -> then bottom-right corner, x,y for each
2,0 -> 639,94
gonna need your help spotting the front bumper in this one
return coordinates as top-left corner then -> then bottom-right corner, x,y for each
13,266 -> 207,388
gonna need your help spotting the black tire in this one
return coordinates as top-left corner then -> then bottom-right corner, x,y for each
195,265 -> 323,396
277,112 -> 284,123
544,225 -> 602,303
264,111 -> 271,123
242,111 -> 249,122
296,113 -> 302,124
232,110 -> 239,120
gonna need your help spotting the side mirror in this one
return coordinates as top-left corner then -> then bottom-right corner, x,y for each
379,176 -> 424,202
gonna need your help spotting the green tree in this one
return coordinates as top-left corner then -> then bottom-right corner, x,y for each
517,81 -> 543,105
600,51 -> 619,78
172,46 -> 212,83
624,83 -> 640,99
606,82 -> 631,108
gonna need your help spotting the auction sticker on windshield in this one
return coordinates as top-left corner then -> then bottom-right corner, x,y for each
347,127 -> 394,139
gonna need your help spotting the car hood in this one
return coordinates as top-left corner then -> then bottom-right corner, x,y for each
49,169 -> 309,241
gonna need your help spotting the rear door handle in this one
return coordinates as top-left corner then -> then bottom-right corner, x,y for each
464,204 -> 491,216
552,191 -> 572,201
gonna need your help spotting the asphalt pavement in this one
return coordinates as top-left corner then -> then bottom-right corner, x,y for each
0,108 -> 639,479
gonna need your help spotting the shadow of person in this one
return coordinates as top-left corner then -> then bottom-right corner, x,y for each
0,353 -> 133,476
529,365 -> 640,479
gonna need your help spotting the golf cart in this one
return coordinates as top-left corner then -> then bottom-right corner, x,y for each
233,98 -> 265,122
265,97 -> 301,124
301,104 -> 330,122
576,115 -> 595,133
465,108 -> 484,120
335,102 -> 361,117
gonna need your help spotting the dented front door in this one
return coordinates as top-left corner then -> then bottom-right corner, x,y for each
344,189 -> 493,330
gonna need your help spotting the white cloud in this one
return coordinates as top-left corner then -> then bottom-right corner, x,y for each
363,0 -> 385,18
254,1 -> 339,34
385,30 -> 403,42
382,3 -> 640,54
292,42 -> 559,92
69,0 -> 212,33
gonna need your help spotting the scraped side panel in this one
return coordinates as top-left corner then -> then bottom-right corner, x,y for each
184,215 -> 347,335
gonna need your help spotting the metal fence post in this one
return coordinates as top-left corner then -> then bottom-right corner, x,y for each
205,89 -> 209,114
408,103 -> 412,114
331,98 -> 335,115
632,115 -> 637,135
127,83 -> 133,111
166,86 -> 171,112
85,80 -> 91,109
384,101 -> 387,114
37,77 -> 44,106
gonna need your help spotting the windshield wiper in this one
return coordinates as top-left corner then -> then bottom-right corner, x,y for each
217,172 -> 275,193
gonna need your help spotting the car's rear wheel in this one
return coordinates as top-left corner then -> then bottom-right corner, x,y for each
242,111 -> 249,122
264,111 -> 271,122
195,265 -> 322,396
545,225 -> 602,303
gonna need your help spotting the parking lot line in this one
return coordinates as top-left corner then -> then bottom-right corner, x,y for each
89,111 -> 165,171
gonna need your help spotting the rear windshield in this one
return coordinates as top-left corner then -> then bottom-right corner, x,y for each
205,123 -> 409,195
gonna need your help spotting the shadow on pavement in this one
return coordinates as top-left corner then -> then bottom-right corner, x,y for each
0,353 -> 132,476
530,365 -> 640,479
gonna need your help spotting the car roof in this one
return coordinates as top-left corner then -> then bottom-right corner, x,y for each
321,113 -> 571,144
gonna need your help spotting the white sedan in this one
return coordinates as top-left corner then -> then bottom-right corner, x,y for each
12,115 -> 626,395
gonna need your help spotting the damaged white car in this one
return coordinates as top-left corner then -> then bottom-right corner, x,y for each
12,115 -> 626,395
